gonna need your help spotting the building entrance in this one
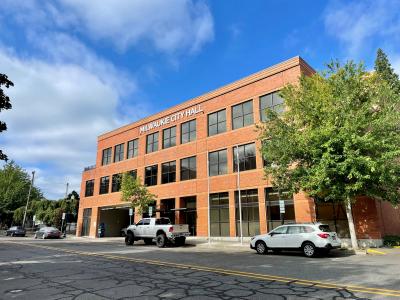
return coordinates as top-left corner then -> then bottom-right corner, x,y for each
81,208 -> 92,236
181,196 -> 197,236
99,206 -> 130,237
160,199 -> 176,224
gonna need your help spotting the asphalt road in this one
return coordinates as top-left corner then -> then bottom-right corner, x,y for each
0,237 -> 400,300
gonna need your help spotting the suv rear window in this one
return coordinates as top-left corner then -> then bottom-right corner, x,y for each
319,225 -> 332,232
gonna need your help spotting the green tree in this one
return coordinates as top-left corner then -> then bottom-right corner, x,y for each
375,49 -> 400,95
0,73 -> 13,161
260,61 -> 400,249
121,173 -> 156,214
0,161 -> 42,218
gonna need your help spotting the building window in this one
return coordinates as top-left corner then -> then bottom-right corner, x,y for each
265,188 -> 295,231
233,143 -> 256,172
260,91 -> 284,122
232,100 -> 254,130
111,174 -> 122,192
209,149 -> 227,176
235,189 -> 260,237
99,176 -> 110,194
114,143 -> 124,163
208,109 -> 226,136
180,156 -> 196,181
146,132 -> 159,154
128,169 -> 137,179
101,148 -> 112,166
181,119 -> 196,144
85,180 -> 94,197
144,165 -> 158,186
210,192 -> 230,237
127,139 -> 138,159
163,126 -> 176,149
161,161 -> 176,184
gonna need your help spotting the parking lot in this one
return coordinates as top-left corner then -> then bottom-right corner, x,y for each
1,236 -> 400,299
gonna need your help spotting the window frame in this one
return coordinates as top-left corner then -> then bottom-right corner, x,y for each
233,143 -> 257,172
161,161 -> 176,184
111,173 -> 122,193
114,143 -> 124,163
144,165 -> 158,186
259,91 -> 284,122
146,132 -> 159,154
85,179 -> 95,197
101,147 -> 112,166
180,156 -> 197,181
127,139 -> 139,159
210,192 -> 230,237
162,126 -> 176,149
208,109 -> 226,137
232,99 -> 254,130
208,149 -> 227,176
181,119 -> 196,144
99,176 -> 110,194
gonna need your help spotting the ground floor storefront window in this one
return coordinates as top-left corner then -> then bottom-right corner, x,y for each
210,192 -> 230,236
235,189 -> 260,237
265,188 -> 295,231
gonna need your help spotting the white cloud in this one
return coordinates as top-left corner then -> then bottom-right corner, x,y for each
0,48 -> 147,199
2,0 -> 214,55
324,0 -> 400,57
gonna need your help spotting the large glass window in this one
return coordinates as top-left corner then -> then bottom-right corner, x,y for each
210,192 -> 230,236
235,189 -> 260,237
114,143 -> 124,163
265,188 -> 295,231
163,126 -> 176,149
181,119 -> 196,144
209,149 -> 227,176
85,180 -> 94,197
127,139 -> 138,159
315,200 -> 349,238
99,176 -> 110,194
144,165 -> 158,186
161,161 -> 176,184
232,100 -> 254,129
233,143 -> 256,172
260,91 -> 284,122
111,174 -> 122,192
180,156 -> 196,181
101,148 -> 112,166
208,109 -> 226,136
146,132 -> 159,153
128,169 -> 137,179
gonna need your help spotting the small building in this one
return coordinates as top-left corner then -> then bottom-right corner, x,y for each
77,57 -> 400,245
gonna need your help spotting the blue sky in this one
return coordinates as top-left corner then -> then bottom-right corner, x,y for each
0,0 -> 399,199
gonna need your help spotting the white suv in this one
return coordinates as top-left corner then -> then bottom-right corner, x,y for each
250,223 -> 341,257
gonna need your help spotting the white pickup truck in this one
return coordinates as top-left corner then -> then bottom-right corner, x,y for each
125,217 -> 190,248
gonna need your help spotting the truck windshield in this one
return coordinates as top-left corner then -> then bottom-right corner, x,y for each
155,218 -> 171,225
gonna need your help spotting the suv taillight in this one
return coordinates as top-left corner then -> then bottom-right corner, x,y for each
169,227 -> 174,232
318,233 -> 329,239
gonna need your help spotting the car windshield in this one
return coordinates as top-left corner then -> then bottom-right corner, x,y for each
319,225 -> 332,232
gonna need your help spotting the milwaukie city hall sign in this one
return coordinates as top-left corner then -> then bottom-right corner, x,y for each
139,104 -> 203,134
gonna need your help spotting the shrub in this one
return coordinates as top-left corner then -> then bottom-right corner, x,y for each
383,235 -> 400,247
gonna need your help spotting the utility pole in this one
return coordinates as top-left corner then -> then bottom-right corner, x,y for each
22,171 -> 35,229
65,182 -> 69,199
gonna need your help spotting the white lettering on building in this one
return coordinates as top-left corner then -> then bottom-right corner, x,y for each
139,104 -> 203,134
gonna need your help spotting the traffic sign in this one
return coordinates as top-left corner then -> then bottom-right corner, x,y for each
279,200 -> 285,214
129,208 -> 133,216
148,206 -> 153,216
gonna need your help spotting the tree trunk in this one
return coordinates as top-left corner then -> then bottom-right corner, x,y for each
345,199 -> 358,250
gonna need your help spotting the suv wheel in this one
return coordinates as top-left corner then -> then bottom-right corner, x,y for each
156,233 -> 167,248
302,242 -> 316,257
125,232 -> 134,246
255,241 -> 267,254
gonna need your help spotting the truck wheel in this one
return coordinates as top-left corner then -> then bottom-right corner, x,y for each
144,238 -> 153,245
156,233 -> 167,248
125,232 -> 134,246
175,237 -> 186,246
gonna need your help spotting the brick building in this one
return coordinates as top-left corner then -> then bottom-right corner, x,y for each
77,57 -> 400,245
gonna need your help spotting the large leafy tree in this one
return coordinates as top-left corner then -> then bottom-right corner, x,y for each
375,49 -> 400,95
121,173 -> 156,214
0,161 -> 42,217
260,60 -> 400,249
0,73 -> 13,161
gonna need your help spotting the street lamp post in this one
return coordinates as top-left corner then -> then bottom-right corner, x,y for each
22,171 -> 35,229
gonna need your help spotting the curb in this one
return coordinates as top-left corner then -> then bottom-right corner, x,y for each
366,248 -> 386,255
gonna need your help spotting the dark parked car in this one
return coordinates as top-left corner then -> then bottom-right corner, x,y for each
6,226 -> 26,237
34,227 -> 61,239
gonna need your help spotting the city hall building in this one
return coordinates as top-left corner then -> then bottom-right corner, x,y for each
77,57 -> 400,244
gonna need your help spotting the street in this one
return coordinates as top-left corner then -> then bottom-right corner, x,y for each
0,237 -> 400,299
